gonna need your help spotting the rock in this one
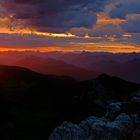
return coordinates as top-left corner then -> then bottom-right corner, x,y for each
132,91 -> 140,104
49,122 -> 86,140
115,113 -> 133,135
131,112 -> 140,140
132,97 -> 140,103
105,102 -> 122,119
130,111 -> 140,122
49,113 -> 134,140
88,113 -> 133,140
80,116 -> 108,138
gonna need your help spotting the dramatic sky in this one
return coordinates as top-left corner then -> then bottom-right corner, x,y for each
0,0 -> 140,52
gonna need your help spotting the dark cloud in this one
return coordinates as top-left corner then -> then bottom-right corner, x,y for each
121,16 -> 140,33
109,2 -> 140,19
0,32 -> 105,48
90,24 -> 124,37
2,0 -> 108,33
126,33 -> 140,44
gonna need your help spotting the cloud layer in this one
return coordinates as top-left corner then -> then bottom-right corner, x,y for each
109,2 -> 140,19
121,15 -> 140,33
2,0 -> 108,33
0,0 -> 140,52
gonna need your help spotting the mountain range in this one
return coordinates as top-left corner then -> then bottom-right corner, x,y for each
0,51 -> 140,83
0,65 -> 139,139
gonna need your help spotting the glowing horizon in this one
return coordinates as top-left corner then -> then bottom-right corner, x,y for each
0,41 -> 139,53
0,0 -> 140,53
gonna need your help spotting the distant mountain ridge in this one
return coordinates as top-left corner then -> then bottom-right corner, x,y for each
13,56 -> 100,80
0,51 -> 140,83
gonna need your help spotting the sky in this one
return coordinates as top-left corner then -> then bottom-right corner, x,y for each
0,0 -> 140,52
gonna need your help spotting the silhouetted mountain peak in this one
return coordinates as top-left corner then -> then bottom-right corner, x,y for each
72,73 -> 140,105
95,73 -> 134,86
97,73 -> 111,80
0,65 -> 77,90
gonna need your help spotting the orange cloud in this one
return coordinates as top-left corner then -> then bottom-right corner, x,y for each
97,14 -> 125,25
69,42 -> 140,53
0,42 -> 139,53
0,17 -> 9,23
0,26 -> 76,38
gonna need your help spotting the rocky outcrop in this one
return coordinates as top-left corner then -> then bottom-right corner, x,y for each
80,113 -> 133,140
49,113 -> 138,140
105,102 -> 122,119
130,112 -> 140,140
132,91 -> 140,104
48,76 -> 140,140
48,122 -> 86,140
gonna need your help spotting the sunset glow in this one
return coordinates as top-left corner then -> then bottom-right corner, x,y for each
0,42 -> 139,53
97,15 -> 125,25
0,0 -> 139,53
0,1 -> 140,139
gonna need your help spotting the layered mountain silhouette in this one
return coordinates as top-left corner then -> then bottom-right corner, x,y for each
0,65 -> 139,139
52,52 -> 140,83
0,51 -> 140,83
13,56 -> 100,80
0,65 -> 76,90
84,59 -> 140,83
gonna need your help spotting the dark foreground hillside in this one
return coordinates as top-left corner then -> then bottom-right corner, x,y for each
0,65 -> 139,140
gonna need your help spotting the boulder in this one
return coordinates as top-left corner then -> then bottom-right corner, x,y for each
49,122 -> 86,140
105,102 -> 122,119
49,113 -> 133,140
88,113 -> 133,140
132,91 -> 140,104
131,112 -> 140,140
